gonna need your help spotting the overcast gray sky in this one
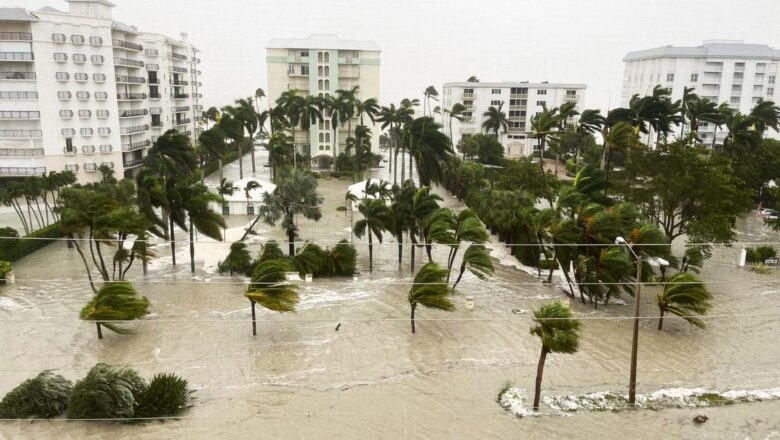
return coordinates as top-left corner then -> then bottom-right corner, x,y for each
8,0 -> 780,112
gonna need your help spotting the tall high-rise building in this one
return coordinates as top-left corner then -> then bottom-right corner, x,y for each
622,40 -> 779,144
266,34 -> 380,168
0,0 -> 203,182
442,81 -> 586,157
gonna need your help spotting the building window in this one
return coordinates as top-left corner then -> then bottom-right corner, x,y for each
79,110 -> 92,118
732,84 -> 742,93
490,100 -> 501,106
98,127 -> 111,135
768,87 -> 774,96
666,73 -> 674,82
89,36 -> 103,45
60,110 -> 73,118
247,204 -> 255,215
537,89 -> 547,95
64,138 -> 75,153
510,87 -> 528,95
301,65 -> 309,75
73,54 -> 86,63
491,88 -> 501,94
65,164 -> 78,172
319,132 -> 324,142
81,128 -> 94,136
735,62 -> 745,70
52,33 -> 66,42
71,35 -> 85,44
56,72 -> 70,81
95,92 -> 108,100
324,52 -> 329,63
300,50 -> 308,57
324,66 -> 329,76
96,110 -> 109,118
769,75 -> 776,84
318,66 -> 323,76
84,163 -> 97,172
93,73 -> 106,82
53,53 -> 68,62
91,55 -> 104,64
76,91 -> 90,100
690,73 -> 698,82
62,128 -> 76,136
536,100 -> 546,106
733,72 -> 744,81
566,90 -> 577,96
74,73 -> 89,82
0,91 -> 38,99
324,79 -> 330,90
58,91 -> 71,100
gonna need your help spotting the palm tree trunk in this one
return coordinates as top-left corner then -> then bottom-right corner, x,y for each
189,219 -> 195,273
71,235 -> 98,293
453,261 -> 466,290
547,248 -> 557,283
237,141 -> 244,180
10,200 -> 29,235
658,307 -> 665,330
96,322 -> 103,340
287,227 -> 295,256
94,240 -> 110,281
603,150 -> 612,198
410,303 -> 416,334
533,346 -> 548,411
251,300 -> 257,336
410,236 -> 416,271
250,135 -> 256,173
400,146 -> 406,182
170,216 -> 177,266
218,158 -> 224,184
397,234 -> 403,268
368,233 -> 373,272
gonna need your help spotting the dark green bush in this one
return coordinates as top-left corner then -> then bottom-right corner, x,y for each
257,240 -> 285,263
67,364 -> 147,419
217,242 -> 254,276
0,227 -> 18,238
323,240 -> 357,276
0,371 -> 73,418
293,243 -> 327,276
0,222 -> 63,261
0,260 -> 11,281
134,373 -> 193,418
746,246 -> 777,263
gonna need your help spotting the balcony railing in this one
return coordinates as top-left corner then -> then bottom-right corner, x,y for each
120,124 -> 150,135
461,93 -> 476,99
172,93 -> 190,99
151,121 -> 163,128
0,52 -> 34,61
121,139 -> 151,152
173,118 -> 191,126
116,75 -> 146,84
123,158 -> 144,168
112,39 -> 144,52
146,63 -> 159,71
0,111 -> 40,120
0,32 -> 32,41
170,66 -> 187,74
0,148 -> 44,157
149,93 -> 161,100
0,167 -> 46,176
148,78 -> 160,84
119,109 -> 149,118
563,95 -> 578,102
510,94 -> 528,99
171,80 -> 189,86
171,53 -> 188,61
114,57 -> 144,68
117,93 -> 147,101
0,129 -> 42,138
172,106 -> 190,112
0,72 -> 35,80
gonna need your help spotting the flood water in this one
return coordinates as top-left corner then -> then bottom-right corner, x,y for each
1,150 -> 780,439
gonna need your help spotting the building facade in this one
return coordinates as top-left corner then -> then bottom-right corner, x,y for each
0,0 -> 203,182
622,40 -> 779,144
442,81 -> 586,157
266,34 -> 380,168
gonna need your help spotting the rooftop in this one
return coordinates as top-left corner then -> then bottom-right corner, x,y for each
0,7 -> 39,21
266,34 -> 380,52
443,81 -> 586,89
624,40 -> 780,61
65,0 -> 116,6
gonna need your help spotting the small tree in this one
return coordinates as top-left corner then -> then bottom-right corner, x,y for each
408,262 -> 454,333
218,242 -> 253,276
80,282 -> 150,339
245,259 -> 299,335
353,198 -> 392,272
656,272 -> 712,330
0,371 -> 72,419
529,301 -> 581,411
452,244 -> 494,289
67,363 -> 147,419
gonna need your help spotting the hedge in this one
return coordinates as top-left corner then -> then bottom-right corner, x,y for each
0,222 -> 64,261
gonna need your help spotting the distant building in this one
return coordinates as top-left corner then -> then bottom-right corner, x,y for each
266,34 -> 381,168
0,0 -> 203,182
622,40 -> 780,144
442,81 -> 586,157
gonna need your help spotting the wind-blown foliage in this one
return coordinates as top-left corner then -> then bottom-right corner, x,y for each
80,282 -> 150,338
218,242 -> 253,276
134,373 -> 193,418
67,364 -> 147,419
656,272 -> 712,330
408,262 -> 454,333
530,302 -> 581,411
0,371 -> 73,419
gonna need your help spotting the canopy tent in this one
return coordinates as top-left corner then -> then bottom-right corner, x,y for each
212,177 -> 276,216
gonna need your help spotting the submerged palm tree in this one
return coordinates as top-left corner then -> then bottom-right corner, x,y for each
80,282 -> 150,339
245,259 -> 299,336
656,272 -> 712,330
408,262 -> 454,334
353,198 -> 392,272
530,301 -> 580,411
451,244 -> 494,289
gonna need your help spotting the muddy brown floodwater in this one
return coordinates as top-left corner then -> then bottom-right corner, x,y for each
1,150 -> 779,439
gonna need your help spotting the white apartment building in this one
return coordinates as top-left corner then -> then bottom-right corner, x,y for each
0,0 -> 203,182
266,34 -> 380,168
442,81 -> 586,157
622,40 -> 779,144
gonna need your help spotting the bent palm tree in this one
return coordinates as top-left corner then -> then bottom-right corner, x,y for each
80,282 -> 150,339
353,198 -> 392,272
530,301 -> 580,411
408,262 -> 454,333
451,244 -> 494,289
245,259 -> 299,335
656,272 -> 712,330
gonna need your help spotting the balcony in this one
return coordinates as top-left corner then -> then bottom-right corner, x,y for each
510,94 -> 528,99
114,57 -> 144,68
120,124 -> 150,135
0,111 -> 40,120
146,63 -> 159,71
339,69 -> 360,79
117,93 -> 147,101
0,129 -> 42,138
112,39 -> 144,52
0,52 -> 34,62
123,158 -> 144,168
81,145 -> 95,154
463,105 -> 475,111
337,57 -> 359,64
116,75 -> 146,84
461,93 -> 476,99
171,52 -> 188,61
170,66 -> 187,74
0,72 -> 35,80
99,144 -> 113,153
119,109 -> 149,118
0,167 -> 46,177
172,106 -> 190,112
173,118 -> 191,126
148,78 -> 160,84
563,94 -> 578,102
151,121 -> 163,128
172,93 -> 190,99
145,49 -> 158,57
0,148 -> 43,157
0,32 -> 32,41
149,92 -> 161,100
121,139 -> 151,152
171,79 -> 189,86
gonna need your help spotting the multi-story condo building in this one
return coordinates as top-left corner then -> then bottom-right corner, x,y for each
266,34 -> 380,168
0,0 -> 203,182
622,40 -> 779,145
442,81 -> 586,157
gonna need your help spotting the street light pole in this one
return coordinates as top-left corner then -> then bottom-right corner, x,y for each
628,256 -> 642,405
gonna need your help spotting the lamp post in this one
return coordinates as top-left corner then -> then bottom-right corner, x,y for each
615,236 -> 641,405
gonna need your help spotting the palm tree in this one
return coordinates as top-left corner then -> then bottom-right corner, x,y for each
723,111 -> 761,152
353,198 -> 392,272
445,209 -> 488,282
276,90 -> 304,167
80,282 -> 150,339
446,103 -> 467,151
335,86 -> 359,143
466,76 -> 479,83
182,184 -> 225,273
451,244 -> 493,289
355,97 -> 380,126
299,94 -> 325,163
423,85 -> 439,117
683,95 -> 720,146
600,121 -> 636,197
245,259 -> 299,336
408,186 -> 443,270
219,242 -> 252,276
573,109 -> 605,172
529,301 -> 581,411
481,102 -> 508,136
218,113 -> 246,179
389,181 -> 416,268
223,98 -> 260,174
404,117 -> 454,186
656,272 -> 712,330
408,262 -> 454,333
245,168 -> 323,255
198,127 -> 226,183
254,87 -> 266,116
530,107 -> 560,205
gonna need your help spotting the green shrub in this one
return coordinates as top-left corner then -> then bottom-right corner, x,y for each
0,222 -> 63,261
293,243 -> 327,276
0,227 -> 19,238
748,263 -> 772,275
0,371 -> 73,418
257,240 -> 285,263
565,159 -> 576,174
323,240 -> 357,276
745,246 -> 777,263
218,242 -> 253,276
67,364 -> 147,419
0,260 -> 11,281
134,373 -> 192,418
